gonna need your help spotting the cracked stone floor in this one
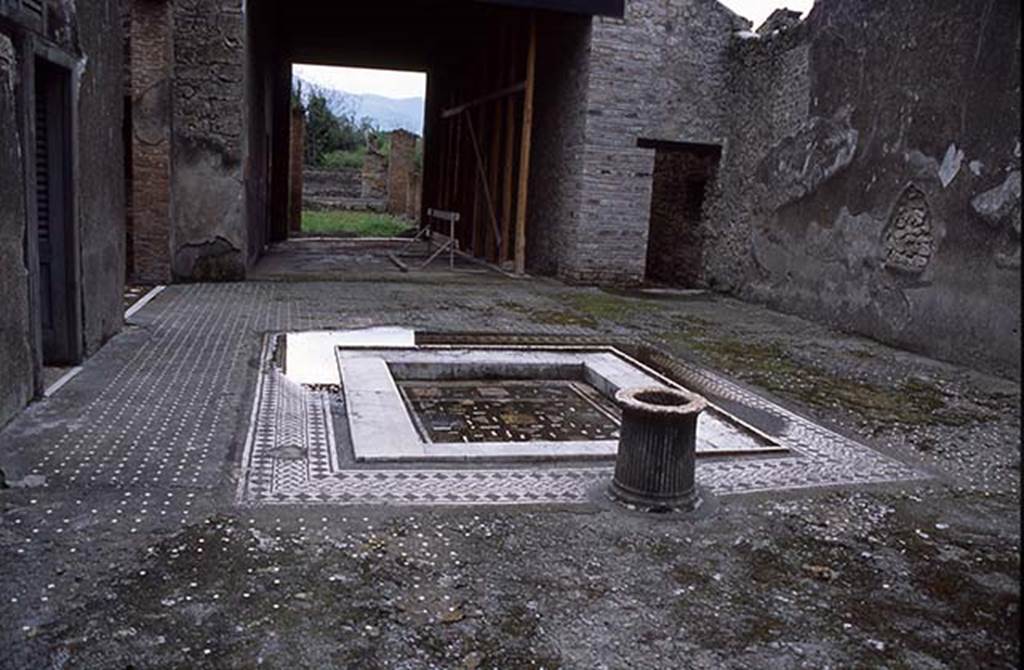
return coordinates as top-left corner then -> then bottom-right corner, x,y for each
0,248 -> 1019,669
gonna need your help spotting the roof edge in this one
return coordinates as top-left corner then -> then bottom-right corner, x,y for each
473,0 -> 625,18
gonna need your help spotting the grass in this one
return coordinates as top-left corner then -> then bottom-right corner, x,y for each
301,211 -> 412,237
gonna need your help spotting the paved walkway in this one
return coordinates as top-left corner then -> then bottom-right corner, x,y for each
0,269 -> 1019,668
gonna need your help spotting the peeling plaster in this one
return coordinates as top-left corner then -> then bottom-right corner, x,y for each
938,143 -> 964,188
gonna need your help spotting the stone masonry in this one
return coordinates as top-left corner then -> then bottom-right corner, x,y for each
113,0 -> 1021,378
0,32 -> 32,427
130,0 -> 174,285
0,0 -> 125,429
387,129 -> 418,219
562,0 -> 744,284
702,0 -> 1021,377
289,105 -> 304,232
170,0 -> 247,281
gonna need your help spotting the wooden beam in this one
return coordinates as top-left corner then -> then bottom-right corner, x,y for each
500,91 -> 516,264
465,108 -> 502,257
486,99 -> 503,262
441,81 -> 526,119
514,14 -> 537,275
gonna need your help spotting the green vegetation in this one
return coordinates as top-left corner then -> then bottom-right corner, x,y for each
660,331 -> 990,427
301,210 -> 411,237
320,147 -> 366,170
560,291 -> 669,323
294,80 -> 382,168
495,301 -> 598,328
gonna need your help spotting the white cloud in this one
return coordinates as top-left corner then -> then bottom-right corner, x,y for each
716,0 -> 814,28
293,64 -> 426,100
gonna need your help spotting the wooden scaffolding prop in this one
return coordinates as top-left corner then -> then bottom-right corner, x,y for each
427,12 -> 536,275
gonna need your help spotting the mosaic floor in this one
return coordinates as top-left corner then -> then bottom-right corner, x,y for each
398,380 -> 622,443
4,282 -> 930,511
237,330 -> 929,506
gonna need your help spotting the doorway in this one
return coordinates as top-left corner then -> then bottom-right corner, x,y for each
34,59 -> 81,366
291,64 -> 426,238
641,139 -> 721,288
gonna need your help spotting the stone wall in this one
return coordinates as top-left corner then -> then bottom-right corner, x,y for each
553,0 -> 742,284
170,0 -> 247,281
76,0 -> 127,352
406,170 -> 422,221
702,0 -> 1021,376
0,0 -> 125,428
361,148 -> 388,200
526,11 -> 591,276
387,129 -> 417,218
129,0 -> 173,284
305,168 -> 362,201
0,32 -> 33,428
288,105 -> 304,232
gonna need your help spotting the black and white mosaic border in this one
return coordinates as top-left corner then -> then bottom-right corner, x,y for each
237,334 -> 929,507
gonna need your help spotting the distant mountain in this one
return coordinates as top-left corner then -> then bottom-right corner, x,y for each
353,94 -> 424,135
294,76 -> 424,135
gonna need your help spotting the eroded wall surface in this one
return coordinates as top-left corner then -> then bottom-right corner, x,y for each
78,0 -> 127,351
0,32 -> 33,428
704,0 -> 1021,376
0,0 -> 125,429
171,0 -> 247,281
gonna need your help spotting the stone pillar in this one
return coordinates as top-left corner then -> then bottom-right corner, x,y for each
611,386 -> 707,512
361,148 -> 388,201
130,0 -> 174,284
406,169 -> 422,222
288,105 -> 304,234
387,129 -> 416,217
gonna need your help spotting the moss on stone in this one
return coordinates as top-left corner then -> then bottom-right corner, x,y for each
662,334 -> 993,428
496,300 -> 597,328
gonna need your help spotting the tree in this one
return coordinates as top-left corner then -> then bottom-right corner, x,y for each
303,91 -> 344,166
295,79 -> 384,166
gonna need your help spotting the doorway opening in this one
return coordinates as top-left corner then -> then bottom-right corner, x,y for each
248,0 -> 587,276
640,139 -> 721,288
33,58 -> 81,367
290,64 -> 425,239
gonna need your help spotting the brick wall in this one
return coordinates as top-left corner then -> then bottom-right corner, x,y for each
387,129 -> 417,217
129,0 -> 173,284
526,11 -> 591,277
562,0 -> 744,284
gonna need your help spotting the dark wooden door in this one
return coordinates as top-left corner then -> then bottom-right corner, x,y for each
34,61 -> 76,364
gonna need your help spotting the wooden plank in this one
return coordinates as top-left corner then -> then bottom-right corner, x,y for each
500,90 -> 516,264
471,105 -> 483,258
514,14 -> 537,275
487,98 -> 503,262
465,103 -> 502,259
440,81 -> 526,119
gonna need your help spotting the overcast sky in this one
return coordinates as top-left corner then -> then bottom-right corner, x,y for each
294,1 -> 814,100
293,64 -> 427,99
719,0 -> 813,27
